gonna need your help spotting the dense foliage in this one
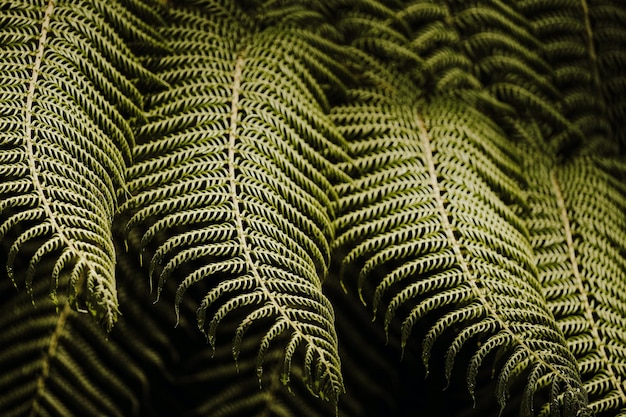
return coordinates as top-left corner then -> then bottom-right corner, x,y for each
1,0 -> 625,416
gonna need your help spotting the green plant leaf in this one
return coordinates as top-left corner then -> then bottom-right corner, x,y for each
331,40 -> 589,414
121,1 -> 349,404
0,0 -> 163,329
526,149 -> 626,416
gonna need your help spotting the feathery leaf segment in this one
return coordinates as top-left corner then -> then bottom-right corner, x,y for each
121,1 -> 348,403
0,0 -> 161,329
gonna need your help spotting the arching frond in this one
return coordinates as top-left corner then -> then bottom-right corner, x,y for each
336,0 -> 481,92
335,0 -> 571,151
331,45 -> 588,413
449,1 -> 567,146
526,149 -> 626,416
1,1 -> 625,416
0,0 -> 163,330
121,0 -> 349,404
174,272 -> 428,417
173,312 -> 337,417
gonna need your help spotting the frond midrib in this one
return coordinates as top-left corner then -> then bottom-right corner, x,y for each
23,0 -> 59,253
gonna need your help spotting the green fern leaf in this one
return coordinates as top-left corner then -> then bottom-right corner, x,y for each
2,0 -> 623,415
0,0 -> 163,329
519,0 -> 623,154
526,149 -> 626,416
121,1 -> 349,404
0,271 -> 149,417
331,43 -> 588,413
175,316 -> 336,417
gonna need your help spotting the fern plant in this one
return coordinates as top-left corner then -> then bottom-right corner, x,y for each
119,0 -> 350,403
1,0 -> 625,416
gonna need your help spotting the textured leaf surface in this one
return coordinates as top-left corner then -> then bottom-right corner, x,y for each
0,0 -> 162,329
121,0 -> 347,403
520,0 -> 625,153
331,37 -> 590,414
526,149 -> 626,416
1,0 -> 625,416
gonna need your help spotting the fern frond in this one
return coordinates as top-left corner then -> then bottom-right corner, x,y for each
336,0 -> 481,91
0,270 -> 149,417
175,273 -> 429,417
330,42 -> 588,412
0,0 -> 164,329
174,311 -> 337,417
121,1 -> 349,403
428,0 -> 573,150
526,150 -> 626,416
336,0 -> 567,148
519,0 -> 622,154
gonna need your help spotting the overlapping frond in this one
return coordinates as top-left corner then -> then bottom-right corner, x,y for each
323,274 -> 435,417
121,0 -> 349,404
0,264 -> 149,417
1,0 -> 624,416
0,0 -> 163,329
335,0 -> 481,92
330,40 -> 589,413
441,0 -> 572,149
519,0 -> 624,154
173,272 -> 434,417
334,0 -> 573,153
173,311 -> 336,417
526,149 -> 626,416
